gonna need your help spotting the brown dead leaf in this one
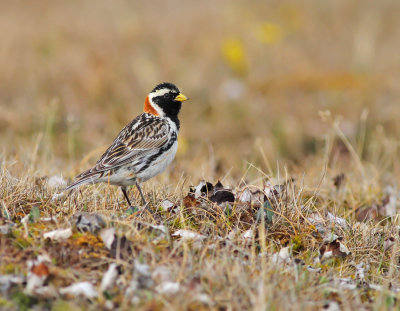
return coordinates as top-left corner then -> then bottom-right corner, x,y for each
384,236 -> 396,252
264,182 -> 287,202
332,173 -> 345,190
160,199 -> 176,211
355,197 -> 389,222
209,189 -> 235,205
320,236 -> 350,258
191,181 -> 214,198
31,262 -> 50,277
109,235 -> 133,260
183,194 -> 198,207
355,204 -> 380,222
189,180 -> 234,204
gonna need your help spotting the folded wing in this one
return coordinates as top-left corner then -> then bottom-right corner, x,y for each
66,114 -> 170,190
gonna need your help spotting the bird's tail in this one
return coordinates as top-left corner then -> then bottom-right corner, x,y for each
65,178 -> 93,191
65,167 -> 101,191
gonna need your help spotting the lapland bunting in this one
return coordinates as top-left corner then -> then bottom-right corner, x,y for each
66,82 -> 188,206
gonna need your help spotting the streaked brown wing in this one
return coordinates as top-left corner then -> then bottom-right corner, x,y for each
74,115 -> 170,181
95,118 -> 169,170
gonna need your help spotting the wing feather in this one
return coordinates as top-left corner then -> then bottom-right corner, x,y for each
66,114 -> 170,190
94,115 -> 169,171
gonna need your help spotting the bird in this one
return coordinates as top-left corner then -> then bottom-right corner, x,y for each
65,82 -> 188,207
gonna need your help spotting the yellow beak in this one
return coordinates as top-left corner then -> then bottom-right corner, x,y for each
175,93 -> 188,102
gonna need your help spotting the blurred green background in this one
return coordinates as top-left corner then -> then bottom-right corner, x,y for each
0,0 -> 399,180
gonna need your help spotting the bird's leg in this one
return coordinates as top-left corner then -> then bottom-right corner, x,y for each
66,189 -> 74,199
62,189 -> 75,204
135,182 -> 148,207
121,186 -> 132,206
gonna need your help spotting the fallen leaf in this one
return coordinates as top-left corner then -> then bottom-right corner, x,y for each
151,266 -> 172,284
30,262 -> 50,277
183,194 -> 197,207
0,224 -> 12,235
102,229 -> 132,259
308,212 -> 349,232
34,285 -> 59,299
242,229 -> 253,241
355,204 -> 380,222
156,282 -> 180,295
160,199 -> 175,211
306,266 -> 322,273
100,228 -> 116,250
21,214 -> 29,237
337,277 -> 357,290
187,180 -> 236,207
332,173 -> 345,190
384,236 -> 396,252
271,247 -> 291,264
194,293 -> 214,306
214,181 -> 224,189
72,212 -> 106,233
382,186 -> 399,217
101,263 -> 121,292
43,228 -> 72,242
0,275 -> 24,295
25,261 -> 50,295
323,301 -> 341,311
264,182 -> 285,200
51,192 -> 66,201
238,188 -> 252,203
320,235 -> 350,259
41,216 -> 58,223
193,181 -> 214,199
150,225 -> 168,236
59,282 -> 98,299
172,230 -> 205,241
99,227 -> 132,258
237,188 -> 264,205
353,262 -> 369,281
326,212 -> 349,230
209,189 -> 235,205
126,262 -> 154,294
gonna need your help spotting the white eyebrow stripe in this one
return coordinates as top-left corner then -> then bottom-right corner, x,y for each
150,88 -> 171,97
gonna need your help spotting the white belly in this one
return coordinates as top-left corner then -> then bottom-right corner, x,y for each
136,141 -> 178,181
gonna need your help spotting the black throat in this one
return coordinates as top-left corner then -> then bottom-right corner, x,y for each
154,98 -> 182,129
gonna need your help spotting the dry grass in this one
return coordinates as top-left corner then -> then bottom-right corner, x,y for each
1,124 -> 400,310
1,0 -> 400,310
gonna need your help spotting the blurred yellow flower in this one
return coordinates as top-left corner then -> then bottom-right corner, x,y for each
221,38 -> 247,74
257,22 -> 283,45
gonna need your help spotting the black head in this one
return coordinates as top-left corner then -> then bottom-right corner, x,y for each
146,82 -> 188,127
151,82 -> 180,94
